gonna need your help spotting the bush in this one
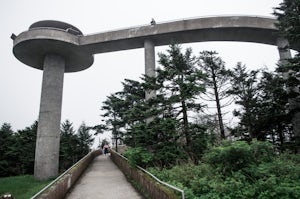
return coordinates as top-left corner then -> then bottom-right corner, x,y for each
250,140 -> 275,163
124,147 -> 153,167
203,141 -> 254,175
148,141 -> 300,199
203,140 -> 276,175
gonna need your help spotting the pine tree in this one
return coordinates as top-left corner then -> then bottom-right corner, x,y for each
143,43 -> 208,163
274,0 -> 300,151
227,63 -> 260,140
77,122 -> 94,157
118,79 -> 146,125
256,71 -> 291,149
14,121 -> 37,175
274,0 -> 300,52
60,120 -> 78,170
0,123 -> 16,176
101,94 -> 126,151
156,44 -> 205,146
198,51 -> 231,140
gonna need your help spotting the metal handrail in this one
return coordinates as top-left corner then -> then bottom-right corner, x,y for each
30,151 -> 94,199
112,150 -> 185,199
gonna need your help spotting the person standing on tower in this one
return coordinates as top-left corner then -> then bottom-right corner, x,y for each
150,18 -> 156,25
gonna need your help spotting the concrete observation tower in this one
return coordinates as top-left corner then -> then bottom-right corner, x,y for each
12,16 -> 298,180
12,21 -> 94,180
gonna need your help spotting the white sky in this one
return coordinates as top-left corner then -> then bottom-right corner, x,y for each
0,0 -> 283,138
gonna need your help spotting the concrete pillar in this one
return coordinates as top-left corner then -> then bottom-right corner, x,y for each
277,37 -> 300,152
277,37 -> 292,61
277,37 -> 292,79
144,39 -> 156,100
34,54 -> 65,180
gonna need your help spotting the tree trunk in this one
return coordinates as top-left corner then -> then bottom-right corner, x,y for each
290,98 -> 300,153
211,69 -> 225,139
181,99 -> 190,145
278,123 -> 284,152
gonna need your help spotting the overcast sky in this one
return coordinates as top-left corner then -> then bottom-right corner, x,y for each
0,0 -> 283,137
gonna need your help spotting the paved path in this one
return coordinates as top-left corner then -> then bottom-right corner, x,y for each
65,155 -> 143,199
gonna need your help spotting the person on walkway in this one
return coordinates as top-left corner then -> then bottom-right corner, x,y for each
103,144 -> 110,156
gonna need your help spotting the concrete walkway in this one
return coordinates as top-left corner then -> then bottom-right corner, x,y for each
65,155 -> 143,199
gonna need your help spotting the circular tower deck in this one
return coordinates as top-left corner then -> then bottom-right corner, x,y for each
12,20 -> 95,180
13,20 -> 93,72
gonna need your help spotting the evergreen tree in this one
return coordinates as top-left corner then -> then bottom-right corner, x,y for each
274,0 -> 300,151
0,123 -> 16,176
0,121 -> 38,176
60,120 -> 79,171
139,43 -> 208,163
98,79 -> 146,150
99,44 -> 208,165
156,44 -> 205,146
198,51 -> 231,140
60,120 -> 94,171
117,79 -> 146,128
256,71 -> 292,149
146,117 -> 185,167
101,94 -> 126,151
14,121 -> 37,175
227,63 -> 260,140
77,122 -> 94,157
274,0 -> 300,52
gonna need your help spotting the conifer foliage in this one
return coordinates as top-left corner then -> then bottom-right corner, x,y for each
0,120 -> 94,177
274,0 -> 300,151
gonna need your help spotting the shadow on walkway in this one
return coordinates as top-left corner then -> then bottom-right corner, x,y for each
65,155 -> 143,199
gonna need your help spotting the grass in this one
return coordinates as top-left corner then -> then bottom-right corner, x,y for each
0,175 -> 52,199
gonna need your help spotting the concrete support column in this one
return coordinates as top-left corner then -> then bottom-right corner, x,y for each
34,54 -> 65,180
277,37 -> 293,92
277,37 -> 292,61
277,38 -> 292,80
144,39 -> 156,100
277,37 -> 300,152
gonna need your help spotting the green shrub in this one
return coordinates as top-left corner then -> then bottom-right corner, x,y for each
148,141 -> 300,199
203,141 -> 254,175
149,164 -> 210,188
203,140 -> 276,175
250,140 -> 275,163
124,147 -> 153,167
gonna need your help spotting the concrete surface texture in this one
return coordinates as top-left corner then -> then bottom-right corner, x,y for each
13,20 -> 94,72
144,39 -> 156,100
65,155 -> 143,199
80,16 -> 281,54
34,54 -> 65,180
12,20 -> 94,180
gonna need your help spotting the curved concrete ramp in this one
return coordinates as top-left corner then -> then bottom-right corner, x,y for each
65,155 -> 143,199
80,16 -> 280,54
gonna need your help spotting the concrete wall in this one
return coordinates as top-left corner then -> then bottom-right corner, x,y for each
32,150 -> 101,199
110,150 -> 179,199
